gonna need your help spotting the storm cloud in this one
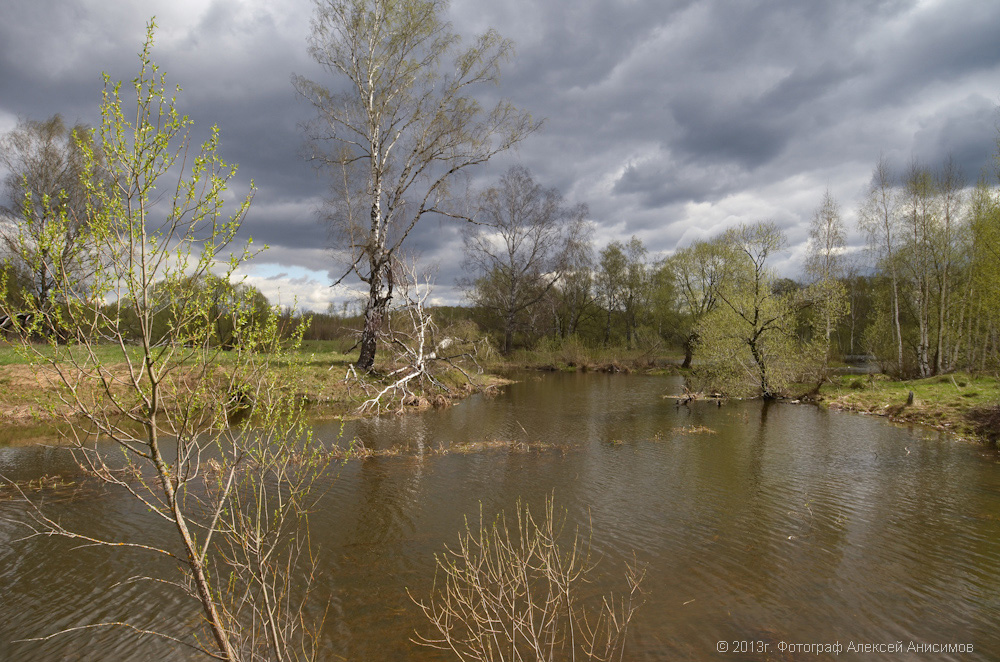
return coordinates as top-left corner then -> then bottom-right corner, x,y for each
2,0 -> 999,309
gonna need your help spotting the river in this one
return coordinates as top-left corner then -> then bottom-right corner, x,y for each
1,372 -> 999,660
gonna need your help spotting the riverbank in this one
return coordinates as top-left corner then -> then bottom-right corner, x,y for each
496,340 -> 681,374
812,373 -> 1000,443
4,339 -> 997,447
490,347 -> 1000,445
0,341 -> 510,435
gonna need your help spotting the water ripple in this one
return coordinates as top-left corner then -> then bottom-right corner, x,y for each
2,374 -> 999,660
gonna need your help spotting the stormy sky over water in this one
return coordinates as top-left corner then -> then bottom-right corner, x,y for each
2,0 -> 999,309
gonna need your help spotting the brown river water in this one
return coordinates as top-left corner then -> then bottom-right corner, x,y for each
1,372 -> 999,660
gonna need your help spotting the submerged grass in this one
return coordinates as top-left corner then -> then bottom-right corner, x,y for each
669,425 -> 718,436
435,439 -> 559,454
0,473 -> 104,503
319,437 -> 563,461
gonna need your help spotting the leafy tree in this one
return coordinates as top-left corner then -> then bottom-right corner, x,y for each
294,0 -> 538,371
596,241 -> 626,345
551,220 -> 595,338
858,155 -> 978,376
646,258 -> 678,345
115,274 -> 271,349
968,175 -> 1000,372
695,222 -> 803,398
593,237 -> 650,348
461,166 -> 586,354
3,24 -> 324,661
667,236 -> 729,367
0,261 -> 32,314
931,158 -> 965,374
899,161 -> 939,377
620,236 -> 649,349
0,114 -> 97,316
838,260 -> 875,356
861,275 -> 913,374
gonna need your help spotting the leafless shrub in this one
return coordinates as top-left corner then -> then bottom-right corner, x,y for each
411,498 -> 645,662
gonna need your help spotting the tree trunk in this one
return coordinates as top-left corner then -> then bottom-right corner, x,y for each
748,338 -> 774,399
916,273 -> 931,377
936,266 -> 949,374
151,423 -> 237,661
681,335 -> 694,369
357,269 -> 391,372
890,269 -> 903,376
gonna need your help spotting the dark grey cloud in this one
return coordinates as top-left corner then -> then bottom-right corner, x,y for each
912,94 -> 997,179
2,0 -> 1000,309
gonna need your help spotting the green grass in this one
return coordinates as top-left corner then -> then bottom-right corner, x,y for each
819,372 -> 1000,439
289,340 -> 356,367
0,339 -> 357,367
0,342 -> 145,366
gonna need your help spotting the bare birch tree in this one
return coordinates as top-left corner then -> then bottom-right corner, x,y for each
804,189 -> 849,359
355,260 -> 486,413
294,0 -> 538,371
858,155 -> 904,374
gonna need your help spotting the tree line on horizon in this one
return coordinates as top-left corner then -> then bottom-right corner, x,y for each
4,111 -> 1000,398
7,110 -> 1000,395
348,148 -> 998,398
449,146 -> 1000,394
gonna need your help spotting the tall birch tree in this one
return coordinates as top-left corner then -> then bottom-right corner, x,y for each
804,189 -> 848,354
900,162 -> 937,377
858,155 -> 904,374
933,158 -> 964,373
294,0 -> 537,371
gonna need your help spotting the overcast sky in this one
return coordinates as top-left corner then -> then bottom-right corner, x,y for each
2,0 -> 999,310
